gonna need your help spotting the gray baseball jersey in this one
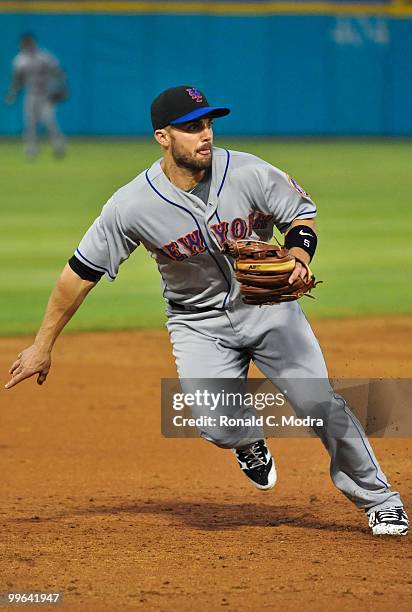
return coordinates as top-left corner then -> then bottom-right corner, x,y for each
12,48 -> 60,96
71,147 -> 403,514
75,147 -> 316,309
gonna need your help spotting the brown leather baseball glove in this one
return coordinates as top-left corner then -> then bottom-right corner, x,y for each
222,239 -> 320,305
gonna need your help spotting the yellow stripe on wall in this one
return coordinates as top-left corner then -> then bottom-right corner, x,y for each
0,1 -> 412,16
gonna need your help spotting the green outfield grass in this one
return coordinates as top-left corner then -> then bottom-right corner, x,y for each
1,137 -> 411,336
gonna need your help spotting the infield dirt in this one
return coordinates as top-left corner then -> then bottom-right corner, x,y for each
1,317 -> 411,611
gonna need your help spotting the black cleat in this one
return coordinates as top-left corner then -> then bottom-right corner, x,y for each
233,439 -> 277,490
368,507 -> 409,536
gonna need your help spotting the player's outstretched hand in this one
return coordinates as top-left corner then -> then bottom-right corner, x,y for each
5,345 -> 51,389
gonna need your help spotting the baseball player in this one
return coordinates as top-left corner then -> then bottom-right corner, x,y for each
5,33 -> 66,159
5,85 -> 408,536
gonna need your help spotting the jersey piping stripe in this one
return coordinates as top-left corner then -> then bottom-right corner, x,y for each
334,393 -> 390,489
145,170 -> 232,310
216,149 -> 231,308
211,210 -> 220,223
75,248 -> 116,280
293,208 -> 317,219
217,149 -> 230,198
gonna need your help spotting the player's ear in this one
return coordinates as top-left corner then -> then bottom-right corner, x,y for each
154,128 -> 170,148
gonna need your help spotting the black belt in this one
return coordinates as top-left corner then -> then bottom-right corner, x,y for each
168,300 -> 225,314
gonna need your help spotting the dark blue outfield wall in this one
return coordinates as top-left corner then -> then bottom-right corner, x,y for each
0,12 -> 411,135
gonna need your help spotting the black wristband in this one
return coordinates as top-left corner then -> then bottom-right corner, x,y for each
68,255 -> 104,282
284,225 -> 317,260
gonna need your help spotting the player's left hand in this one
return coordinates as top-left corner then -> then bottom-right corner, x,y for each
222,240 -> 320,305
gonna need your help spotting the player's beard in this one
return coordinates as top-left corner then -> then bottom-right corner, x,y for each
170,142 -> 213,172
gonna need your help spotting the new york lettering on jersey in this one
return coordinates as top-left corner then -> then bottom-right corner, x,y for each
161,211 -> 274,261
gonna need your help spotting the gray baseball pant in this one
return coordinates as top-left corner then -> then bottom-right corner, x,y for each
24,94 -> 65,157
167,298 -> 403,512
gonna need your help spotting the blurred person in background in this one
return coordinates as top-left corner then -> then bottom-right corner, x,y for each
5,33 -> 67,159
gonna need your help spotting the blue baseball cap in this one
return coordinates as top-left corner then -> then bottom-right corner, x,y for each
151,85 -> 230,130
